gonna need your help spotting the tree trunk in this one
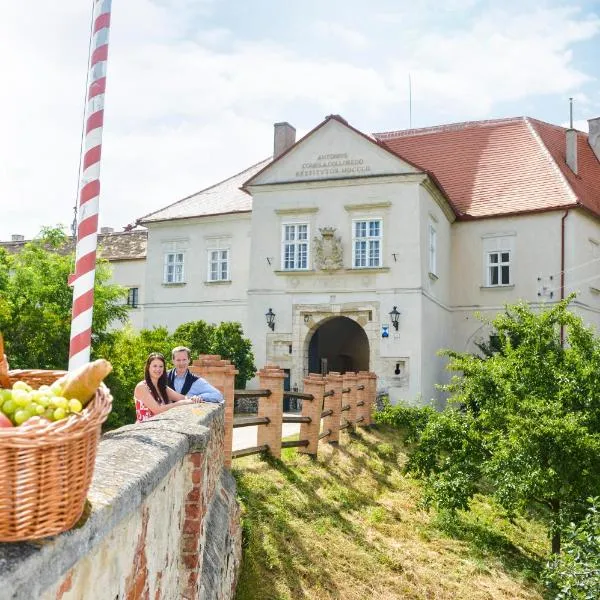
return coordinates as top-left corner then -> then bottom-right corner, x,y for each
551,498 -> 561,554
551,531 -> 561,554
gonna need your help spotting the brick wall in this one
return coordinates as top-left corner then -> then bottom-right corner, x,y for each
0,404 -> 241,600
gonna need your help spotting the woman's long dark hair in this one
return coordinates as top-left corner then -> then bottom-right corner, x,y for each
144,353 -> 170,404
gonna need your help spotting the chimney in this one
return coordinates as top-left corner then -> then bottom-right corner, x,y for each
100,226 -> 114,234
566,129 -> 578,175
273,122 -> 296,159
566,97 -> 577,175
588,117 -> 600,163
11,234 -> 24,242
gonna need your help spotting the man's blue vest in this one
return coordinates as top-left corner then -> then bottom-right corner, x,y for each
167,368 -> 199,396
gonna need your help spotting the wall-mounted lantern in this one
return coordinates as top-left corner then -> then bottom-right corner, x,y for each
389,306 -> 401,331
265,308 -> 276,331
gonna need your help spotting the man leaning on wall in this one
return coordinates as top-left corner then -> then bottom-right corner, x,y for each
167,346 -> 224,403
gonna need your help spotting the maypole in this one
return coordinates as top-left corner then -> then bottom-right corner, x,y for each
69,0 -> 113,370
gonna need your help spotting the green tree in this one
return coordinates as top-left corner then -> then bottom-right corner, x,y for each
173,320 -> 256,388
172,320 -> 215,355
0,227 -> 128,369
0,247 -> 12,325
407,298 -> 600,554
211,321 -> 256,388
544,497 -> 600,599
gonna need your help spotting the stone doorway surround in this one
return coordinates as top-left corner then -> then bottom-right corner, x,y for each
291,301 -> 381,390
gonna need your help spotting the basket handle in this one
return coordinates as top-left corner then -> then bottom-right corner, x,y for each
0,333 -> 9,389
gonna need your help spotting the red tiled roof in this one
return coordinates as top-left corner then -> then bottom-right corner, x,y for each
528,118 -> 600,218
375,117 -> 599,219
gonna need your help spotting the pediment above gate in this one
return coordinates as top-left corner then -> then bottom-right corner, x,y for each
244,115 -> 421,187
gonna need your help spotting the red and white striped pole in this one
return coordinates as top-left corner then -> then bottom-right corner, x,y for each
69,0 -> 113,370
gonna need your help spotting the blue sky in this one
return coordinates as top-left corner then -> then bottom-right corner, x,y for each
0,0 -> 598,240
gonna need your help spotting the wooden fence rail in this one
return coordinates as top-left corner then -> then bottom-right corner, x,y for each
189,356 -> 377,467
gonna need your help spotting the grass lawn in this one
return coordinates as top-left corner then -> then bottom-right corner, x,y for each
232,425 -> 549,600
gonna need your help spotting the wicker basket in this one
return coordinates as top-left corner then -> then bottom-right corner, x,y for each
0,370 -> 112,542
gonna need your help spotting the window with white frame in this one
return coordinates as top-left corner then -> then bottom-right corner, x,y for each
482,233 -> 515,287
164,252 -> 185,283
281,223 -> 309,270
208,248 -> 230,281
353,219 -> 382,268
428,224 -> 437,276
487,250 -> 511,286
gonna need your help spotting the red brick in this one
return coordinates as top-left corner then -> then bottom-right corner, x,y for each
182,552 -> 199,569
55,571 -> 73,599
182,534 -> 198,554
186,488 -> 200,502
185,504 -> 201,520
189,452 -> 204,467
131,572 -> 147,600
183,519 -> 201,535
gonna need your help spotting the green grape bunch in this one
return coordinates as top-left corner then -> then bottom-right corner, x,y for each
0,380 -> 83,427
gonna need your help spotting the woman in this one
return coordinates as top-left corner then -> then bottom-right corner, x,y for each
134,353 -> 198,423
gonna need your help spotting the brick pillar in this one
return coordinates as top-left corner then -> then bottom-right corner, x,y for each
364,372 -> 377,426
356,371 -> 370,427
324,371 -> 343,444
190,355 -> 238,468
298,373 -> 326,456
256,364 -> 286,459
342,372 -> 358,431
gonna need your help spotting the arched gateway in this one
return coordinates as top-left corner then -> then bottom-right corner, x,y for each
307,316 -> 369,375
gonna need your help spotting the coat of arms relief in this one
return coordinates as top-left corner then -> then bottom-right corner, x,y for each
314,227 -> 343,271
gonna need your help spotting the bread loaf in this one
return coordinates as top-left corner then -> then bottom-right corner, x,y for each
54,359 -> 112,406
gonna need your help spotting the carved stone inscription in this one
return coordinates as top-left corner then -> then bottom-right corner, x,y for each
296,153 -> 371,178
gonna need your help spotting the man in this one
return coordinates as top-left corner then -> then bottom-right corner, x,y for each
167,346 -> 224,403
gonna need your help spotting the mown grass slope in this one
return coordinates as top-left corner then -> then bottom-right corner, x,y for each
233,425 -> 548,600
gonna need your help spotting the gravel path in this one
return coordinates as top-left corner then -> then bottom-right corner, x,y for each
232,414 -> 301,451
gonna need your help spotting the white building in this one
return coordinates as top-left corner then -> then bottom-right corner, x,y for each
126,115 -> 600,403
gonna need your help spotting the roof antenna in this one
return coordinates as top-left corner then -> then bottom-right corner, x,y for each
408,73 -> 413,128
569,97 -> 573,129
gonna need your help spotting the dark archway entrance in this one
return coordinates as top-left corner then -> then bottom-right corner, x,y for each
308,316 -> 369,375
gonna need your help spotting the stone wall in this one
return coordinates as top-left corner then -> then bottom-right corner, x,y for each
0,404 -> 242,600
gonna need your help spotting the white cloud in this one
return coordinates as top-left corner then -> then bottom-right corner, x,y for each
313,21 -> 369,48
388,6 -> 600,119
0,1 -> 598,240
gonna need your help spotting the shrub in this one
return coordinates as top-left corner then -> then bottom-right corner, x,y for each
374,398 -> 436,443
544,498 -> 600,599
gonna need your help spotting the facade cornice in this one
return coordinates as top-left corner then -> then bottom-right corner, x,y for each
144,211 -> 252,227
246,172 -> 427,194
274,207 -> 319,215
273,267 -> 390,276
344,201 -> 392,211
421,178 -> 456,223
